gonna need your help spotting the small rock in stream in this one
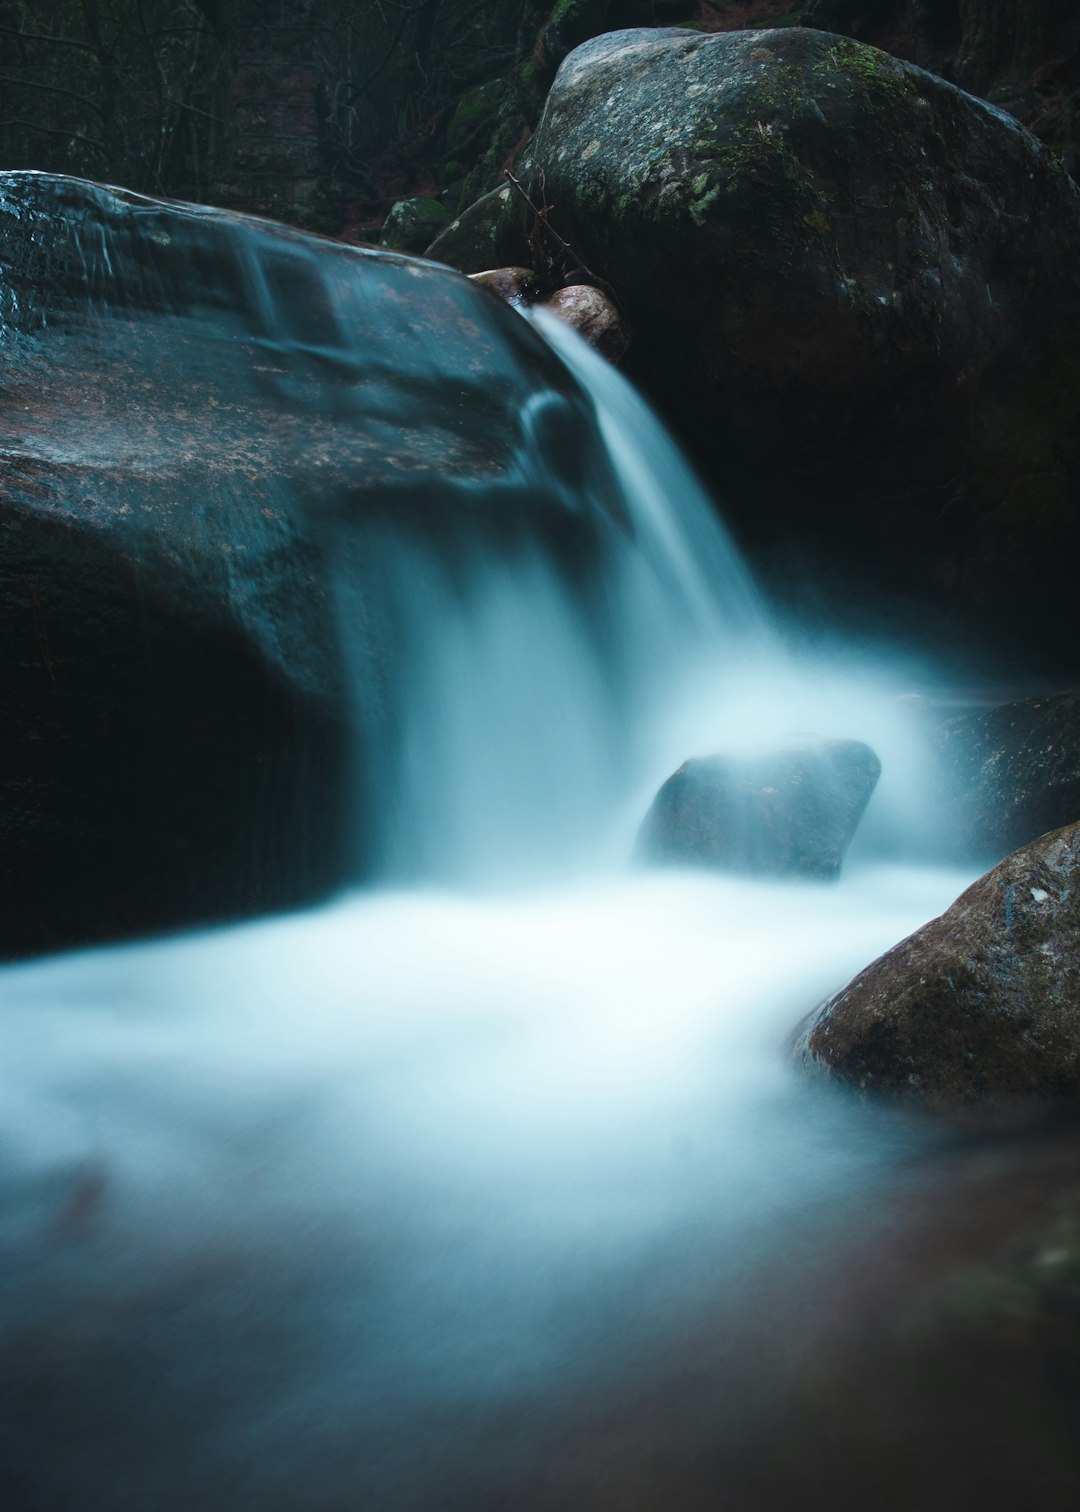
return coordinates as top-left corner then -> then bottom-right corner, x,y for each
638,738 -> 881,880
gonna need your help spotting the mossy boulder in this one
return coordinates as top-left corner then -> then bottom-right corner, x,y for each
379,196 -> 452,253
444,78 -> 508,166
427,182 -> 521,269
794,822 -> 1080,1110
433,26 -> 1080,643
638,738 -> 881,879
800,0 -> 1080,167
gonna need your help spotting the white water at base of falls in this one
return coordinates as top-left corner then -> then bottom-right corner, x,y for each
0,315 -> 990,1508
0,863 -> 975,1509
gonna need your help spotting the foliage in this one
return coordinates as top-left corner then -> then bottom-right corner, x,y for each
0,0 -> 225,196
311,0 -> 546,207
0,0 -> 723,225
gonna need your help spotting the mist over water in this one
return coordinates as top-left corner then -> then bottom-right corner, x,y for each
0,305 -> 982,1508
352,309 -> 949,885
0,866 -> 973,1509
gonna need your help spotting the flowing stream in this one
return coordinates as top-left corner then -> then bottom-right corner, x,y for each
0,303 -> 982,1509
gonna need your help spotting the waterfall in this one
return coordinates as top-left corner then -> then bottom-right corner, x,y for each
347,308 -> 947,884
0,201 -> 984,1512
349,309 -> 769,883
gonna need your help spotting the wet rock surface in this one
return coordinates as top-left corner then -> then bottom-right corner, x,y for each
800,0 -> 1080,171
433,26 -> 1080,646
469,267 -> 630,360
468,265 -> 545,307
935,691 -> 1080,859
795,821 -> 1080,1109
0,172 -> 616,958
638,738 -> 881,878
543,283 -> 630,361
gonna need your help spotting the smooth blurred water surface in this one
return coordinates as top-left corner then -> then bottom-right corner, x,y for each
0,861 -> 976,1510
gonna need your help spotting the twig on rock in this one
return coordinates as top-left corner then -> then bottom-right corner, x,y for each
502,167 -> 622,309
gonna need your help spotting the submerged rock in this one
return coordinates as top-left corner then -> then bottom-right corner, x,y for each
433,26 -> 1080,642
0,172 -> 619,958
638,738 -> 880,879
935,691 -> 1080,859
795,822 -> 1080,1111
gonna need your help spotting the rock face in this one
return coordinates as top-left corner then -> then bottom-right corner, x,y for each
432,26 -> 1080,643
800,0 -> 1080,172
935,692 -> 1080,859
469,266 -> 545,306
0,172 -> 617,958
544,283 -> 631,361
795,823 -> 1080,1108
638,739 -> 881,878
379,195 -> 452,252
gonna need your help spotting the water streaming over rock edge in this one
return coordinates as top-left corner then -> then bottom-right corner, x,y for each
0,171 -> 649,950
351,306 -> 773,882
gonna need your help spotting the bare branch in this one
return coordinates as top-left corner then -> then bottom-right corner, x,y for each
503,168 -> 621,307
0,25 -> 96,53
0,120 -> 108,157
0,74 -> 105,116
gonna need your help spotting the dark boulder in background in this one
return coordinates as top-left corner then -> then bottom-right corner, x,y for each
638,738 -> 881,878
432,26 -> 1080,654
379,195 -> 453,251
801,0 -> 1080,172
934,691 -> 1080,860
0,172 -> 617,959
794,822 -> 1080,1111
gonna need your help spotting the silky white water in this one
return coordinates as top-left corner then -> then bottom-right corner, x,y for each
356,311 -> 948,884
0,865 -> 973,1508
0,316 -> 980,1509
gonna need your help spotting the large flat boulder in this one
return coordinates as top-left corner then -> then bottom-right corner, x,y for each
431,27 -> 1080,643
794,822 -> 1080,1110
0,172 -> 616,958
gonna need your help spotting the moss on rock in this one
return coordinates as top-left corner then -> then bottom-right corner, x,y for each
434,24 -> 1080,646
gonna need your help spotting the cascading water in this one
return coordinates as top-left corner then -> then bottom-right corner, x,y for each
352,308 -> 770,883
0,189 -> 987,1510
349,308 -> 945,884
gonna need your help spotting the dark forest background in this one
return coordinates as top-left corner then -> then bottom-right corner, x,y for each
1,2 -> 1078,244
